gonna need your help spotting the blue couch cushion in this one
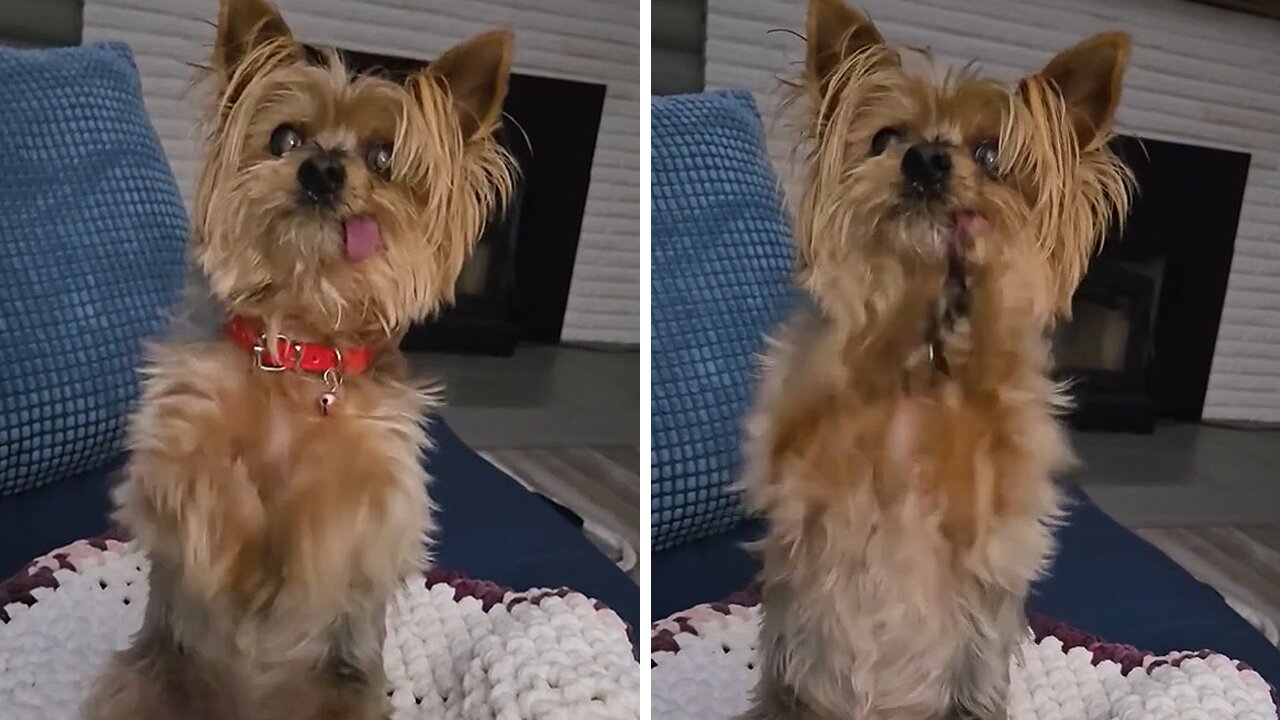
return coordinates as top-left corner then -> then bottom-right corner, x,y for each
650,90 -> 797,551
0,42 -> 187,496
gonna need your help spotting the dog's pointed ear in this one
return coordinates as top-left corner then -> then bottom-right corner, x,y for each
806,0 -> 888,95
1031,32 -> 1130,149
426,30 -> 514,142
213,0 -> 295,72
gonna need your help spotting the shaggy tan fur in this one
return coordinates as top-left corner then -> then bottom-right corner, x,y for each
739,1 -> 1133,718
82,0 -> 513,718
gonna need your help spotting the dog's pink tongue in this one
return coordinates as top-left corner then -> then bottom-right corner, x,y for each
343,216 -> 381,262
950,210 -> 987,250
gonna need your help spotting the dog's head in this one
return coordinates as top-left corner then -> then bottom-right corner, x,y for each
795,0 -> 1132,323
193,0 -> 514,338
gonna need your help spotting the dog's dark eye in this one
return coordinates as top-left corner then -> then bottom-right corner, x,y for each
269,124 -> 304,156
973,140 -> 999,175
365,142 -> 393,178
870,127 -> 901,157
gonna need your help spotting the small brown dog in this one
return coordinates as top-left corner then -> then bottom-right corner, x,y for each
83,0 -> 513,718
740,1 -> 1132,718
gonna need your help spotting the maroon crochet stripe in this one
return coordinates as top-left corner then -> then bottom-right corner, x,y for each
1146,646 -> 1275,707
423,568 -> 636,655
1030,614 -> 1278,707
0,532 -> 128,623
650,579 -> 757,661
423,567 -> 512,611
651,628 -> 680,659
0,529 -> 129,622
0,565 -> 60,623
651,619 -> 702,667
1028,612 -> 1149,675
1146,649 -> 1212,674
3,540 -> 636,654
650,586 -> 760,665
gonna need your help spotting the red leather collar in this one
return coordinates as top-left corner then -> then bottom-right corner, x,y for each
225,316 -> 373,375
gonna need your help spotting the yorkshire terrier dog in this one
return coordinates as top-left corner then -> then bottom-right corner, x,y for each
740,1 -> 1132,718
83,0 -> 513,717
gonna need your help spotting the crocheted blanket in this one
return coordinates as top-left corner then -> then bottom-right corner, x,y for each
1,539 -> 639,720
652,592 -> 1278,720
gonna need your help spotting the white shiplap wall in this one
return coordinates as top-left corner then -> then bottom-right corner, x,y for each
84,0 -> 639,344
707,0 -> 1280,422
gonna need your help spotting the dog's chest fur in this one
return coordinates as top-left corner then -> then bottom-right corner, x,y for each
742,305 -> 1069,717
116,340 -> 433,653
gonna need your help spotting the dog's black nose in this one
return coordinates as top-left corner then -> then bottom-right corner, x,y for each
297,152 -> 346,204
901,142 -> 952,197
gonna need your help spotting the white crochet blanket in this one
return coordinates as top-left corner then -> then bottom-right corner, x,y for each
651,597 -> 1278,720
0,539 -> 639,720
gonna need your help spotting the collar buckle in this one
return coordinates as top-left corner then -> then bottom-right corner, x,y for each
252,334 -> 303,373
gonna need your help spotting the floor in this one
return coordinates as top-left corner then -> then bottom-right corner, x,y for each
1070,423 -> 1280,527
1072,423 -> 1280,642
406,345 -> 641,579
407,345 -> 639,449
482,446 -> 641,581
1135,526 -> 1280,645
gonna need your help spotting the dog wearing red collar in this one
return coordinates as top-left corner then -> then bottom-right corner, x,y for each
84,0 -> 514,717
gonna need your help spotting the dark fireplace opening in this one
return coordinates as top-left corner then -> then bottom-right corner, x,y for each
1052,135 -> 1250,433
401,124 -> 526,356
1053,257 -> 1158,431
336,48 -> 607,356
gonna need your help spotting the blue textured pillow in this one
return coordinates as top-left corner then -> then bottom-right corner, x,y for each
0,43 -> 188,496
651,91 -> 798,551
